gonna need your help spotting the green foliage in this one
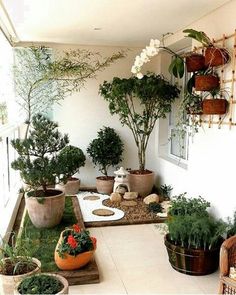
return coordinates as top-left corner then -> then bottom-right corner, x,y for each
148,202 -> 162,213
168,56 -> 185,79
183,29 -> 213,47
18,274 -> 63,294
99,73 -> 180,170
0,101 -> 7,124
227,211 -> 236,237
87,126 -> 124,176
11,114 -> 84,194
159,184 -> 173,200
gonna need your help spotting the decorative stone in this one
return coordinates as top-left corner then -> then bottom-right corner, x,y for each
161,201 -> 171,213
83,195 -> 100,201
110,192 -> 122,202
123,192 -> 138,200
143,194 -> 160,205
120,200 -> 137,207
92,209 -> 115,216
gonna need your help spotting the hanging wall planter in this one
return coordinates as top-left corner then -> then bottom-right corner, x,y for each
202,99 -> 228,115
205,47 -> 230,67
195,75 -> 220,91
186,54 -> 205,72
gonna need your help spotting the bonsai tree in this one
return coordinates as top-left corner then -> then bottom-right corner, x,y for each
11,114 -> 83,196
99,73 -> 180,171
87,126 -> 124,177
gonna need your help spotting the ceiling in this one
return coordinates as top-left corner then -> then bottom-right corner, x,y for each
1,0 -> 231,47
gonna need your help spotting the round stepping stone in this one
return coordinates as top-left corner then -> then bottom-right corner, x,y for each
120,200 -> 137,207
92,208 -> 115,216
83,195 -> 100,201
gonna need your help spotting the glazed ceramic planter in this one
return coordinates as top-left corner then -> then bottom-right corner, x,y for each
14,273 -> 69,295
202,99 -> 228,115
205,47 -> 230,67
128,170 -> 154,197
56,177 -> 81,195
186,54 -> 205,72
0,257 -> 41,295
96,176 -> 114,194
195,75 -> 219,91
25,189 -> 65,228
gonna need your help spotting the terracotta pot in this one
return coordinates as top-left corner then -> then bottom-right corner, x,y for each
202,99 -> 228,115
205,47 -> 230,67
14,273 -> 69,294
56,177 -> 81,195
96,176 -> 114,194
164,234 -> 220,276
195,75 -> 219,91
54,230 -> 96,271
0,257 -> 41,295
25,189 -> 65,228
128,170 -> 154,197
186,54 -> 205,72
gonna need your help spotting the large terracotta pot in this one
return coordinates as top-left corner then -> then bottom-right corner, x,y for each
54,230 -> 96,271
128,170 -> 154,197
205,47 -> 230,67
186,54 -> 205,72
164,234 -> 221,276
0,257 -> 41,295
202,99 -> 228,115
96,176 -> 114,194
14,273 -> 69,295
195,75 -> 219,91
56,177 -> 81,195
25,189 -> 65,228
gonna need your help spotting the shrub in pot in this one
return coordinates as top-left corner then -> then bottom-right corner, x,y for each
202,87 -> 228,115
87,126 -> 124,194
56,145 -> 86,195
164,193 -> 227,276
11,114 -> 83,228
100,73 -> 180,197
0,234 -> 41,294
15,273 -> 69,294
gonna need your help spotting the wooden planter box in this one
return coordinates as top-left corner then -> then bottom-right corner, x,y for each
205,47 -> 230,67
202,99 -> 228,115
186,54 -> 205,72
164,234 -> 220,276
195,75 -> 219,91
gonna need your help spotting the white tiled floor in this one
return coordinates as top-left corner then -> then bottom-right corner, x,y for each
69,224 -> 219,294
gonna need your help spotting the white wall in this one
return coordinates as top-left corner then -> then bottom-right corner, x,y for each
155,0 -> 236,219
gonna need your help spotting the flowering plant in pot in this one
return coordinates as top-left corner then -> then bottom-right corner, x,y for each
11,114 -> 84,228
164,193 -> 227,276
54,224 -> 97,270
87,126 -> 124,194
100,73 -> 180,197
56,145 -> 86,195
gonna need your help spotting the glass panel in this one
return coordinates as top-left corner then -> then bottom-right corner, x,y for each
170,128 -> 188,160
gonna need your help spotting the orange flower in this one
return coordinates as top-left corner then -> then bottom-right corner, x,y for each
68,235 -> 78,249
73,224 -> 81,233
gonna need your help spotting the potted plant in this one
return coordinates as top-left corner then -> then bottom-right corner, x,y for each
202,87 -> 228,115
87,126 -> 124,194
194,69 -> 220,92
164,193 -> 227,275
11,114 -> 83,228
56,145 -> 86,195
15,273 -> 69,294
100,74 -> 179,197
185,53 -> 205,72
54,224 -> 97,270
0,235 -> 41,294
158,184 -> 173,202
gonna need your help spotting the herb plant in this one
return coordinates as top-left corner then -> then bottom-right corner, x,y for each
148,202 -> 163,213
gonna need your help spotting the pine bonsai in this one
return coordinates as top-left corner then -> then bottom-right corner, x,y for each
87,126 -> 124,177
11,114 -> 85,196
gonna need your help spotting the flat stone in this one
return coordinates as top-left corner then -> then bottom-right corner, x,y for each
83,195 -> 100,201
110,192 -> 122,202
123,192 -> 138,200
120,200 -> 137,207
92,209 -> 115,216
143,194 -> 160,205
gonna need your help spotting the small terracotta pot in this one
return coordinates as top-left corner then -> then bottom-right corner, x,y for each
54,230 -> 96,271
205,47 -> 230,67
195,75 -> 219,91
186,54 -> 205,72
202,99 -> 228,115
56,177 -> 81,195
96,176 -> 114,194
128,170 -> 154,197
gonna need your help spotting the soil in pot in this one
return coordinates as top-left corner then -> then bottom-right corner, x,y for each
205,47 -> 230,67
25,189 -> 65,228
56,177 -> 81,195
195,75 -> 219,91
202,99 -> 228,115
128,170 -> 154,198
96,176 -> 114,195
186,54 -> 205,72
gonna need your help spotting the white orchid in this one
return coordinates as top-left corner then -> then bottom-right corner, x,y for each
131,65 -> 138,74
145,46 -> 158,57
134,56 -> 143,67
136,72 -> 143,79
150,39 -> 160,48
140,52 -> 149,63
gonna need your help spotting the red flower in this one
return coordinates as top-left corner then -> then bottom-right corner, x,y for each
67,235 -> 78,249
72,224 -> 81,233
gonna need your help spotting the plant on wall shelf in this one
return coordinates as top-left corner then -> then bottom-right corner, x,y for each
0,101 -> 7,124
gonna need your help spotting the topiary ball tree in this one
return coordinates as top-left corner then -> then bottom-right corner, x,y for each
99,73 -> 180,171
87,126 -> 124,177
